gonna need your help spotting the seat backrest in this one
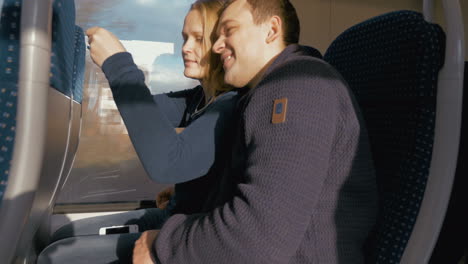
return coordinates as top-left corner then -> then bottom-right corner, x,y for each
324,10 -> 445,263
0,0 -> 53,262
56,24 -> 85,210
13,1 -> 86,261
0,0 -> 85,262
0,0 -> 21,204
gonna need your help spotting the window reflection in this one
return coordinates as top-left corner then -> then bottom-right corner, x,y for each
57,0 -> 197,204
93,40 -> 175,135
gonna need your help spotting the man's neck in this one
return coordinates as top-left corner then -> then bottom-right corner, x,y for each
247,48 -> 284,89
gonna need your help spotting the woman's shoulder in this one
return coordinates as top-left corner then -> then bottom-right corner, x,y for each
192,89 -> 239,118
164,85 -> 202,98
206,90 -> 239,110
215,89 -> 239,102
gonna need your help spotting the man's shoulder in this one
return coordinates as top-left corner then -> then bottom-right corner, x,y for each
269,55 -> 340,81
253,54 -> 345,99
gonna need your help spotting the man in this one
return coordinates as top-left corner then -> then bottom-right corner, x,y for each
134,0 -> 378,263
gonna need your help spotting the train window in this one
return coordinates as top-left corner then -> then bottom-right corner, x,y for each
56,0 -> 197,204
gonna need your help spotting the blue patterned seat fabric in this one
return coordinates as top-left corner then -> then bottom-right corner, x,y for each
324,11 -> 445,263
50,0 -> 85,103
0,0 -> 21,202
0,0 -> 85,202
72,25 -> 85,103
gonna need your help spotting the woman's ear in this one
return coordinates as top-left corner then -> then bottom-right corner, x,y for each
266,15 -> 282,44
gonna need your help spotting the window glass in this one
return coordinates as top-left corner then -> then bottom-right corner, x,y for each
57,0 -> 197,204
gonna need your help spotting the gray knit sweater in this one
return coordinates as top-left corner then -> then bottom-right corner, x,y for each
154,44 -> 378,263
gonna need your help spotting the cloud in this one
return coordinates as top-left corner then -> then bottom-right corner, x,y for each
149,68 -> 198,94
148,53 -> 198,94
76,0 -> 194,44
136,0 -> 156,5
76,0 -> 200,93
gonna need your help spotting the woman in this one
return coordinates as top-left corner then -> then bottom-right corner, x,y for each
38,0 -> 236,263
85,0 -> 237,216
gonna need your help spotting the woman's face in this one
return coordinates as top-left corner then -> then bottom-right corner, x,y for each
182,9 -> 205,80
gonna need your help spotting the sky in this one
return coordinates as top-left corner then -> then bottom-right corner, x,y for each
76,0 -> 198,93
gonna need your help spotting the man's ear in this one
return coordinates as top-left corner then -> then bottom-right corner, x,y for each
266,15 -> 282,44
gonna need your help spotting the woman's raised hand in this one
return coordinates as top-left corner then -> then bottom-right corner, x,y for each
85,27 -> 127,68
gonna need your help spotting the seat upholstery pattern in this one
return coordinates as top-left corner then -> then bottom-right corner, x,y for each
324,11 -> 445,263
0,0 -> 20,201
50,0 -> 82,102
0,0 -> 85,202
72,25 -> 85,103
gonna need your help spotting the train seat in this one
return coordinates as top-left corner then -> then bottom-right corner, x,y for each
324,10 -> 447,263
0,0 -> 86,262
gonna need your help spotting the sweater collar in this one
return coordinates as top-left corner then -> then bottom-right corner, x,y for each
262,44 -> 323,79
237,44 -> 322,97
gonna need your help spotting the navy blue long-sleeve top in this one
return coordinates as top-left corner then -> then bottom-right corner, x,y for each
102,52 -> 238,213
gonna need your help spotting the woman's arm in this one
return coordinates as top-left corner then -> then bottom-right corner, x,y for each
86,27 -> 189,125
102,52 -> 238,184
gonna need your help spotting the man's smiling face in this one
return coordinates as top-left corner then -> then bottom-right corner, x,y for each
212,0 -> 271,88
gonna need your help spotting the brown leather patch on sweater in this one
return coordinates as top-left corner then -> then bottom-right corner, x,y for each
272,98 -> 288,124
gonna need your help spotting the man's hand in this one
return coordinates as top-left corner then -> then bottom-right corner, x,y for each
156,186 -> 175,209
133,230 -> 160,264
85,27 -> 126,68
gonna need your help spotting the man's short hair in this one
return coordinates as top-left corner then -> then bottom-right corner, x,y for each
227,0 -> 300,45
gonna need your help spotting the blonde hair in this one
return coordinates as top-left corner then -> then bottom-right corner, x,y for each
190,0 -> 232,98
